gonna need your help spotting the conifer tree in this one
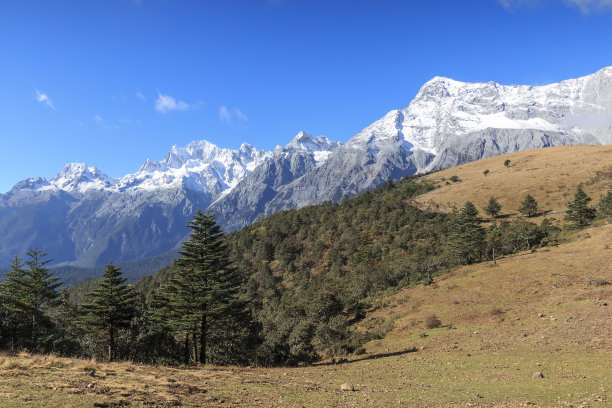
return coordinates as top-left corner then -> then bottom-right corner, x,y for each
597,185 -> 612,217
484,196 -> 502,220
166,210 -> 244,365
14,249 -> 61,349
448,201 -> 485,265
518,194 -> 538,218
565,186 -> 597,228
80,263 -> 135,361
0,256 -> 28,350
485,226 -> 503,265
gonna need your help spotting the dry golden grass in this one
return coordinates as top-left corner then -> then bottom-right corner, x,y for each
414,145 -> 612,221
1,224 -> 610,407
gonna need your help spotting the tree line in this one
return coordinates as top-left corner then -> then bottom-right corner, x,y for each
1,179 -> 610,366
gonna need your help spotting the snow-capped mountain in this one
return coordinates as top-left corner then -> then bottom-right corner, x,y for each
0,141 -> 272,268
1,67 -> 611,272
211,132 -> 343,230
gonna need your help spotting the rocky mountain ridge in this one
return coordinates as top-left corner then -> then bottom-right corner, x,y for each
2,67 -> 611,269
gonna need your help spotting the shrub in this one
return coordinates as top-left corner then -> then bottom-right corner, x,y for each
425,314 -> 442,329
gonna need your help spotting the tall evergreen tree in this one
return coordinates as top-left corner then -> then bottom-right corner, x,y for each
447,202 -> 485,265
11,249 -> 61,349
565,186 -> 597,228
518,194 -> 538,218
0,256 -> 28,350
484,196 -> 502,220
166,210 -> 245,365
80,263 -> 135,361
597,185 -> 612,217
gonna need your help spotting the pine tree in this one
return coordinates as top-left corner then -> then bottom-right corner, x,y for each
565,186 -> 597,228
485,226 -> 503,265
518,194 -> 538,218
11,249 -> 61,349
484,196 -> 502,220
80,263 -> 135,361
597,185 -> 612,217
166,210 -> 245,365
0,256 -> 28,350
447,202 -> 485,265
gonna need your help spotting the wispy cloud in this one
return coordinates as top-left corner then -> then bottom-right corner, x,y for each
136,91 -> 146,101
94,114 -> 110,128
155,92 -> 190,113
35,89 -> 55,109
498,0 -> 612,13
566,0 -> 612,13
219,106 -> 248,125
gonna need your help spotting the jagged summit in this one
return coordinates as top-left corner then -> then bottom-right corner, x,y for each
2,67 -> 611,269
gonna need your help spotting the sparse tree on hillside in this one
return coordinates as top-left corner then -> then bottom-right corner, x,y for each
483,169 -> 489,177
504,159 -> 511,167
565,186 -> 597,228
518,194 -> 538,218
597,185 -> 612,217
484,196 -> 502,220
447,201 -> 485,265
486,226 -> 503,265
80,263 -> 135,361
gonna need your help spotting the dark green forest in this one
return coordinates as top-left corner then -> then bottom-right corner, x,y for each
1,177 -> 610,366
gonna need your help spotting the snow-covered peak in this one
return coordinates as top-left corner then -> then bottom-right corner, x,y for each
282,131 -> 343,165
286,131 -> 341,151
8,177 -> 50,194
345,67 -> 612,156
49,163 -> 115,193
124,139 -> 272,194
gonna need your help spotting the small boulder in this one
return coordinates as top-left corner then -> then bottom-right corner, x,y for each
532,372 -> 544,379
340,383 -> 355,391
86,369 -> 96,377
87,383 -> 95,389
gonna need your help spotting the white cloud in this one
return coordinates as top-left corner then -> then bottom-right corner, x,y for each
155,92 -> 190,113
219,106 -> 231,124
136,91 -> 146,101
219,105 -> 248,125
566,0 -> 612,13
498,0 -> 612,13
94,114 -> 107,127
35,89 -> 55,109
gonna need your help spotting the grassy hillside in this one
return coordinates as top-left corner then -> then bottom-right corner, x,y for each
1,223 -> 609,407
2,145 -> 610,406
415,145 -> 612,220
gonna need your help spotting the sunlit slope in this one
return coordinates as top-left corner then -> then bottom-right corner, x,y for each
1,225 -> 610,407
414,145 -> 612,217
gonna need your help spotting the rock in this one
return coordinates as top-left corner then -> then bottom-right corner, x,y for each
532,372 -> 544,379
204,396 -> 218,402
340,383 -> 355,391
538,313 -> 545,318
86,369 -> 96,377
87,383 -> 95,388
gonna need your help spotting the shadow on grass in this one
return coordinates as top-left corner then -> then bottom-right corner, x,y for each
312,347 -> 418,367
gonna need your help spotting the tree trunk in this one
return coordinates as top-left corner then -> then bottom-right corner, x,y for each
492,247 -> 496,265
199,313 -> 207,365
31,312 -> 36,347
109,328 -> 115,362
192,329 -> 198,365
183,333 -> 190,365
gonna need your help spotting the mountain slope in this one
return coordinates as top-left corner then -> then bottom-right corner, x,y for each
2,67 -> 612,269
414,144 -> 612,216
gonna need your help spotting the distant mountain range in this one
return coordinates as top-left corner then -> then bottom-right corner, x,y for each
1,67 -> 611,271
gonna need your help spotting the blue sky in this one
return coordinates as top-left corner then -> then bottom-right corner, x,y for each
1,0 -> 612,193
